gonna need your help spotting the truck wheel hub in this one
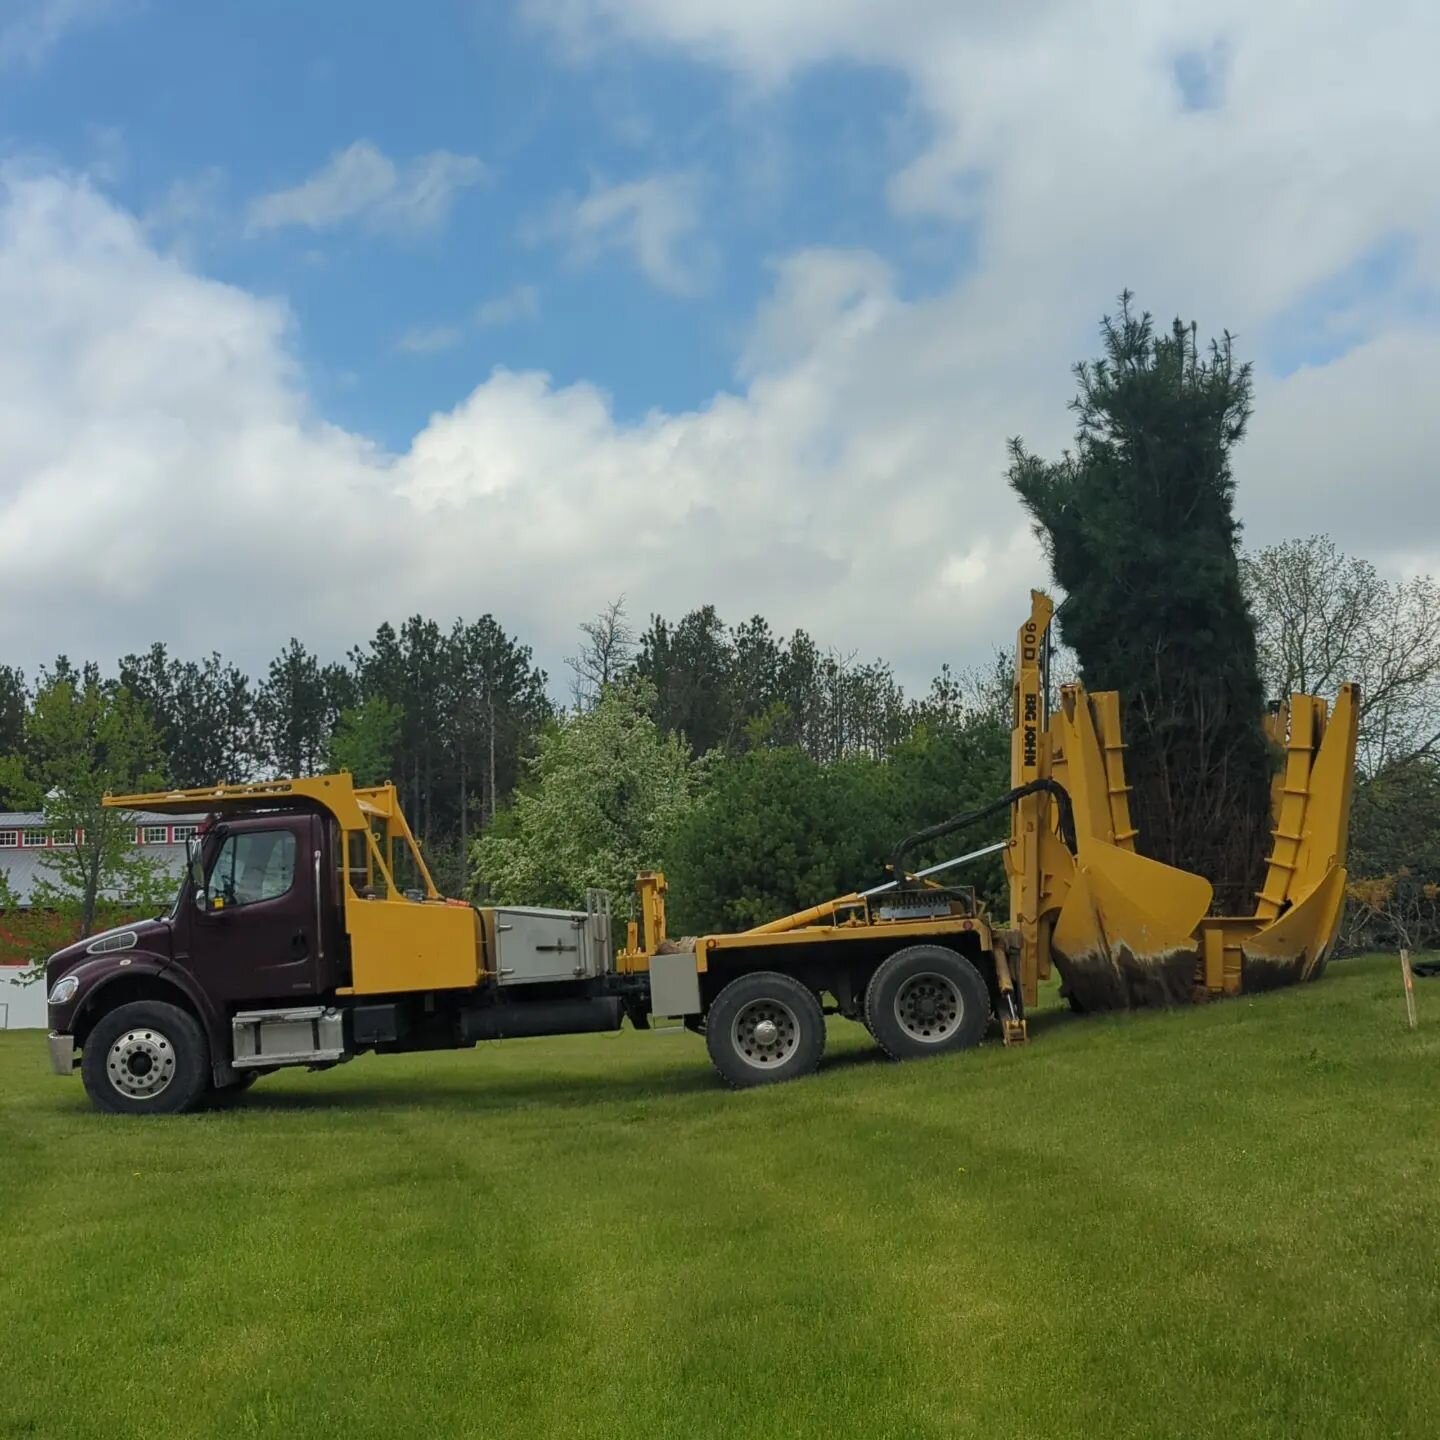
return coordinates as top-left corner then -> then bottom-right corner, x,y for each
894,974 -> 963,1043
107,1029 -> 177,1100
731,999 -> 800,1069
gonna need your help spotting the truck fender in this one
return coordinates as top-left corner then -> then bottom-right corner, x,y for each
70,956 -> 229,1081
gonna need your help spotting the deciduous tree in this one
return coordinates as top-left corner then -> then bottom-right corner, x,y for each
327,696 -> 403,787
1241,535 -> 1440,774
0,669 -> 170,938
472,680 -> 699,911
566,597 -> 634,710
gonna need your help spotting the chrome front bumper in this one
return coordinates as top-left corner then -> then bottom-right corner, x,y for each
48,1032 -> 76,1076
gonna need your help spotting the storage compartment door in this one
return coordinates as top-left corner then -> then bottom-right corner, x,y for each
493,909 -> 590,985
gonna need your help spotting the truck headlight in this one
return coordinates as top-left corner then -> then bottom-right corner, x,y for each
47,976 -> 79,1006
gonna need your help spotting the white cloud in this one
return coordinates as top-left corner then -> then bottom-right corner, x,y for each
7,0 -> 1440,705
83,123 -> 128,185
0,0 -> 116,68
475,284 -> 541,328
247,141 -> 489,237
528,2 -> 1440,327
517,1 -> 1440,562
143,167 -> 227,252
539,172 -> 713,296
396,323 -> 465,355
0,170 -> 1042,689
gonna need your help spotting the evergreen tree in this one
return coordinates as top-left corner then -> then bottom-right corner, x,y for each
663,711 -> 1010,936
664,748 -> 890,933
1008,294 -> 1272,903
0,665 -> 24,758
256,639 -> 335,777
445,616 -> 551,845
119,644 -> 258,785
634,606 -> 734,756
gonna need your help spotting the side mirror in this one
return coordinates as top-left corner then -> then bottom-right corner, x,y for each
194,890 -> 210,913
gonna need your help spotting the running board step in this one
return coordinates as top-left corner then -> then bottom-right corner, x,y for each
232,1006 -> 347,1069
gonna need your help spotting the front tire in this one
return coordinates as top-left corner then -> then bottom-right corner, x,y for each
81,1001 -> 210,1116
705,971 -> 826,1088
865,945 -> 990,1061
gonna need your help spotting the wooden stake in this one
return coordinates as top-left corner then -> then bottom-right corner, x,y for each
1400,948 -> 1418,1030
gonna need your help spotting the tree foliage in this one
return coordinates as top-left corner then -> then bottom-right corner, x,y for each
1242,535 -> 1440,774
0,665 -> 25,758
256,638 -> 351,779
665,714 -> 1010,935
634,607 -> 913,761
327,696 -> 403,787
567,597 -> 635,710
350,615 -> 551,845
472,681 -> 700,911
664,749 -> 888,933
0,668 -> 170,937
1009,294 -> 1272,904
119,644 -> 258,785
1350,759 -> 1440,883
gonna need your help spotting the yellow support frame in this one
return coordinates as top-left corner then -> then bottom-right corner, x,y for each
104,772 -> 480,996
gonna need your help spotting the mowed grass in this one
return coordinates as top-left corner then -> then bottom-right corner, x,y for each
2,956 -> 1439,1440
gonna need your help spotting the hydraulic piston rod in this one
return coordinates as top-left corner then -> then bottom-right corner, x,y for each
859,840 -> 1009,898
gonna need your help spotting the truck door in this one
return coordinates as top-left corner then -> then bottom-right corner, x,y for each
175,815 -> 325,1003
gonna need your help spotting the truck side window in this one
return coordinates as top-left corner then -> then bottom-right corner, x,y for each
208,830 -> 297,908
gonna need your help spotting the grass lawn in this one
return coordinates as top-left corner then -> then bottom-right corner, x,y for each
2,954 -> 1439,1440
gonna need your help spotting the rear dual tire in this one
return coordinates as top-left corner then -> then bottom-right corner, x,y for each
864,945 -> 990,1061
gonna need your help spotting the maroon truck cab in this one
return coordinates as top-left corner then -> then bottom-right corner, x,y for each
46,809 -> 344,1108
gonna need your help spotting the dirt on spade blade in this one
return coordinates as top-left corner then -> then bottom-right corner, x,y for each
1053,942 -> 1200,1011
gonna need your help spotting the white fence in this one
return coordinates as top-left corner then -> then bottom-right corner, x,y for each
0,967 -> 47,1029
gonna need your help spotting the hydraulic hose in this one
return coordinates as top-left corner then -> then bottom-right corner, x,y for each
887,779 -> 1077,886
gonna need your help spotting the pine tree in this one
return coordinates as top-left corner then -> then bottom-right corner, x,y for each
0,665 -> 25,758
256,639 -> 332,778
1008,294 -> 1273,905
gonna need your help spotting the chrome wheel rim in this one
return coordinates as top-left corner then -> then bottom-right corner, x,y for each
106,1027 -> 177,1100
894,973 -> 963,1044
731,998 -> 801,1069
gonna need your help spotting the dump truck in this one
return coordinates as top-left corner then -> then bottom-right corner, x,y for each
43,592 -> 1359,1114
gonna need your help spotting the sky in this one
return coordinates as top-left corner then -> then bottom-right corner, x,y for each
1,0 -> 1437,698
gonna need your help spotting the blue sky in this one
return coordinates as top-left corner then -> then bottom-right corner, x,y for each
2,2 -> 948,447
0,0 -> 1436,690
